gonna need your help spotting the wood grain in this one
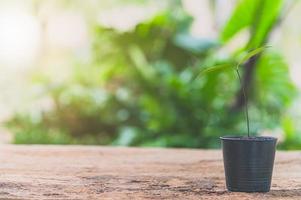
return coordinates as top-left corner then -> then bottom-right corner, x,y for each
0,145 -> 299,199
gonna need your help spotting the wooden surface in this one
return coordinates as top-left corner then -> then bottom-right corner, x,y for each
0,145 -> 300,199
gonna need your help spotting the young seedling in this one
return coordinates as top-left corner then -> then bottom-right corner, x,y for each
195,46 -> 268,138
211,47 -> 278,193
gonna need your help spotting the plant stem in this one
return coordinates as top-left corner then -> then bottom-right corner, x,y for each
235,69 -> 250,137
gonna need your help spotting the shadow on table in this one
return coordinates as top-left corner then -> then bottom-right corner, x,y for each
267,189 -> 301,197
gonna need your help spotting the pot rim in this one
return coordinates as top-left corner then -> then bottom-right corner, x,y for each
220,136 -> 277,142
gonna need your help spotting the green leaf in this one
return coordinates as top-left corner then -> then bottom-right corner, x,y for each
221,0 -> 283,48
255,51 -> 296,110
195,63 -> 233,80
282,116 -> 295,140
248,0 -> 283,48
128,45 -> 156,81
236,46 -> 270,68
195,46 -> 268,80
173,33 -> 219,54
220,0 -> 257,42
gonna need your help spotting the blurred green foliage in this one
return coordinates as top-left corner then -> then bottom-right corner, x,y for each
6,0 -> 300,148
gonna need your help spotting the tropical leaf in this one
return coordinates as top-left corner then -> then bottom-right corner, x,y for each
255,51 -> 296,109
236,46 -> 270,69
173,33 -> 219,54
194,64 -> 233,81
220,0 -> 257,42
221,0 -> 283,49
248,0 -> 283,48
195,46 -> 268,80
128,45 -> 156,81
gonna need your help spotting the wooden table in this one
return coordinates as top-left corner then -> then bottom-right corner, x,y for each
0,145 -> 300,199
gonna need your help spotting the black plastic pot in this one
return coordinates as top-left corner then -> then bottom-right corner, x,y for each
220,136 -> 277,192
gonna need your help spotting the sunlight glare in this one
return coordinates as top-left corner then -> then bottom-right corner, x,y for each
0,10 -> 40,67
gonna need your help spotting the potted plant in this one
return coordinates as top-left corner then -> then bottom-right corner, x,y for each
201,47 -> 277,192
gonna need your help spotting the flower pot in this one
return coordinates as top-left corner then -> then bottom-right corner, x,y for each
220,136 -> 277,192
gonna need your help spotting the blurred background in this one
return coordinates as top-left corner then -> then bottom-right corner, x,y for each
0,0 -> 300,149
